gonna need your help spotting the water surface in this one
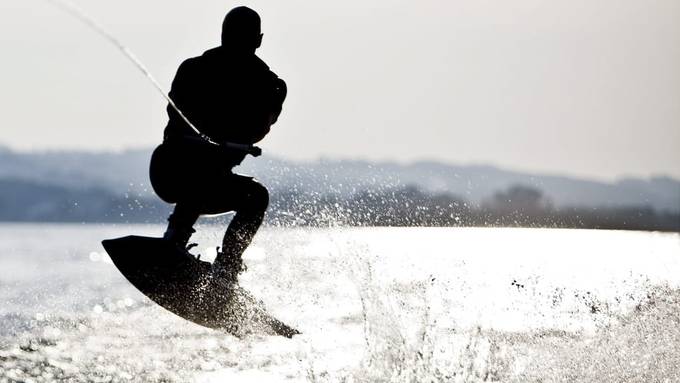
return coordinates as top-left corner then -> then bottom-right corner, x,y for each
1,224 -> 679,382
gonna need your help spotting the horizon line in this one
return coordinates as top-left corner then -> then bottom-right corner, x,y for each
1,143 -> 677,185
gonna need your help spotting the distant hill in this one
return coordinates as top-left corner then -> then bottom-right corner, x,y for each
0,146 -> 151,194
1,146 -> 677,213
0,177 -> 169,222
242,158 -> 680,213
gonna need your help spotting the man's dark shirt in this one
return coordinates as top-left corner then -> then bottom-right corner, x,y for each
164,46 -> 286,154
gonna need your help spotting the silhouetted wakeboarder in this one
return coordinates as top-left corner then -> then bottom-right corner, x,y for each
101,7 -> 298,337
151,6 -> 286,284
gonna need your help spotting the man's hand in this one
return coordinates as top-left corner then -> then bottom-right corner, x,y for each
221,141 -> 262,157
249,146 -> 262,157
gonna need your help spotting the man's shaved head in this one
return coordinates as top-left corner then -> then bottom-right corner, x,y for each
221,6 -> 262,50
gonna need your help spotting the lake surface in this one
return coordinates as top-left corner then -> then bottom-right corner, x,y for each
1,224 -> 679,382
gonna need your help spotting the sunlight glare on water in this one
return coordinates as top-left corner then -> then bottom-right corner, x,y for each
0,224 -> 679,382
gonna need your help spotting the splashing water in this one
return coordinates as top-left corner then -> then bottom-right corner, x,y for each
23,2 -> 680,381
2,225 -> 679,382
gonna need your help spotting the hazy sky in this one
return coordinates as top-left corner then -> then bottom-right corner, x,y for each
1,0 -> 678,180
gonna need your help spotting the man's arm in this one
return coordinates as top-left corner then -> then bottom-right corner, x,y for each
244,74 -> 287,144
270,77 -> 287,125
165,59 -> 200,139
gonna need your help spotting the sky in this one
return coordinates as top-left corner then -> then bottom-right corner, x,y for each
0,0 -> 678,181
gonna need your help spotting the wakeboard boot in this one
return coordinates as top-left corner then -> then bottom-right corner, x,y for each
211,249 -> 247,288
163,226 -> 203,264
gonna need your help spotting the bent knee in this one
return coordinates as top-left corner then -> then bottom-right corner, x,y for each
248,182 -> 269,211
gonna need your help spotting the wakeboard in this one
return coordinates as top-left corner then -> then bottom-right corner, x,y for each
101,236 -> 299,338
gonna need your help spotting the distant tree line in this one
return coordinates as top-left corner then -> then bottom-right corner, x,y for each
0,178 -> 170,223
0,178 -> 677,232
268,184 -> 680,232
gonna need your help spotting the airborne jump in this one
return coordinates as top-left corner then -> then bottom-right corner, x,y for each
102,7 -> 297,337
151,6 -> 286,285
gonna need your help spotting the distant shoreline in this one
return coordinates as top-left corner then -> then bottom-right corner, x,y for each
1,148 -> 678,232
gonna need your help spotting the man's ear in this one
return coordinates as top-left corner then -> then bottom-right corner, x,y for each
256,33 -> 263,49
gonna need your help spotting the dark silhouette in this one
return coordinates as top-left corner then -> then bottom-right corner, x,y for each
149,6 -> 287,284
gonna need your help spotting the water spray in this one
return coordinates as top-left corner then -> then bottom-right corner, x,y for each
44,0 -> 259,155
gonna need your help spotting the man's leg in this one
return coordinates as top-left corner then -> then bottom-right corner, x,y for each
164,203 -> 200,248
211,176 -> 269,273
151,141 -> 202,248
